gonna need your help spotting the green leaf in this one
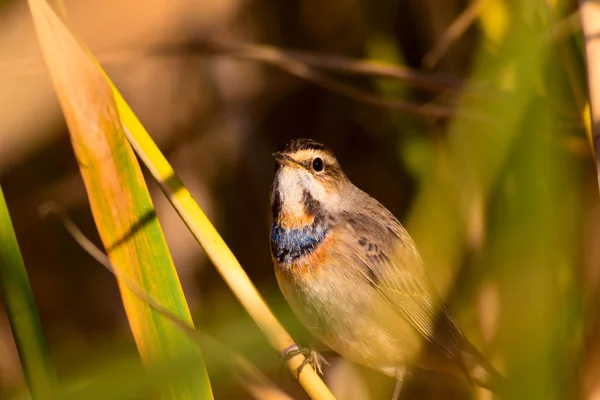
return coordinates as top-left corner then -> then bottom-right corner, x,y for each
26,0 -> 213,398
0,185 -> 58,399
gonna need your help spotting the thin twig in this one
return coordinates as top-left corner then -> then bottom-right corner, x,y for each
544,10 -> 581,43
422,2 -> 578,71
216,42 -> 464,92
1,39 -> 468,120
152,40 -> 487,121
423,0 -> 484,69
1,41 -> 463,92
39,202 -> 293,400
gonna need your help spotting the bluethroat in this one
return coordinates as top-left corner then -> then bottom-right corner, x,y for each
269,138 -> 506,399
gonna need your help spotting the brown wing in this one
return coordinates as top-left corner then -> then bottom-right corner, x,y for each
342,208 -> 469,374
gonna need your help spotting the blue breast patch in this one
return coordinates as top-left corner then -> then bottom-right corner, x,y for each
270,221 -> 330,263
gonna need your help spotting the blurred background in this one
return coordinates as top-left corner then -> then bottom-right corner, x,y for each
0,0 -> 598,399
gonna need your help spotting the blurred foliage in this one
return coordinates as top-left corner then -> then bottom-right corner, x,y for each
0,185 -> 57,399
0,0 -> 597,399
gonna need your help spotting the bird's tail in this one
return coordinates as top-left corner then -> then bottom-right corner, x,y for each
462,339 -> 508,397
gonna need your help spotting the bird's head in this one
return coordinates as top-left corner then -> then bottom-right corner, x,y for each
271,139 -> 349,227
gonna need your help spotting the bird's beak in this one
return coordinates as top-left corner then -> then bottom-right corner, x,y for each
272,152 -> 298,167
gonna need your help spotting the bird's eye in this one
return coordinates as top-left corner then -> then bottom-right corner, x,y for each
312,157 -> 324,172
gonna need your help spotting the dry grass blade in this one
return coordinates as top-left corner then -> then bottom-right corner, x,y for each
204,42 -> 459,119
423,0 -> 483,69
26,0 -> 213,398
1,39 -> 465,92
152,40 -> 470,120
203,41 -> 464,92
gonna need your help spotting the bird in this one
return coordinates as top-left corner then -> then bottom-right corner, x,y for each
269,138 -> 506,399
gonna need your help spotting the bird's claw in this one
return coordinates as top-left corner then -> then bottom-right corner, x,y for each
281,344 -> 329,379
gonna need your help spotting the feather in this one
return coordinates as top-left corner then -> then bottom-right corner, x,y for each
341,204 -> 471,381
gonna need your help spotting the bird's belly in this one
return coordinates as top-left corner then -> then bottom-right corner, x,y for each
276,260 -> 423,377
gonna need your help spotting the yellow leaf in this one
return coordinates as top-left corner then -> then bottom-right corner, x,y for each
26,0 -> 213,398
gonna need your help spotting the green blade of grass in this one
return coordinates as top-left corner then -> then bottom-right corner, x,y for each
0,185 -> 58,399
26,0 -> 213,399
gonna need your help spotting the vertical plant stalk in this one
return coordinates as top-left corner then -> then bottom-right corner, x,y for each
0,186 -> 58,399
579,0 -> 600,191
26,0 -> 213,399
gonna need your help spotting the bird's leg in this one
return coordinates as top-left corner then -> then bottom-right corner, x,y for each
281,344 -> 329,379
391,378 -> 403,400
390,366 -> 408,400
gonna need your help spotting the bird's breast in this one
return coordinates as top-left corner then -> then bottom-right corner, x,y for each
273,235 -> 423,375
270,219 -> 331,265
